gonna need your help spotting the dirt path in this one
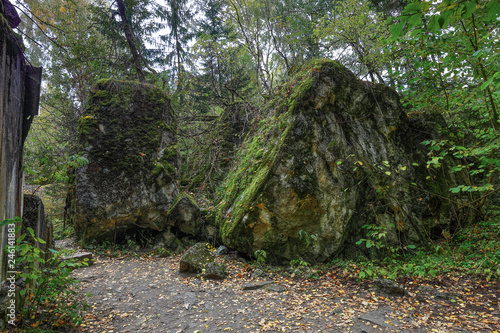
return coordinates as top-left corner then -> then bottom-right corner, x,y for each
71,251 -> 499,333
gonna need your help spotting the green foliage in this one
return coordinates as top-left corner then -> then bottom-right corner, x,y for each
1,218 -> 88,329
153,247 -> 174,258
85,239 -> 142,257
268,0 -> 335,66
164,1 -> 193,72
254,249 -> 267,265
316,0 -> 390,82
288,257 -> 320,279
298,230 -> 318,247
356,223 -> 416,252
52,219 -> 75,240
387,0 -> 499,213
345,213 -> 500,280
289,257 -> 310,268
356,224 -> 390,250
176,1 -> 257,197
23,104 -> 89,225
24,150 -> 88,188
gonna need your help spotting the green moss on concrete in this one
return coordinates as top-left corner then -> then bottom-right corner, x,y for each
77,114 -> 97,136
79,79 -> 174,181
216,111 -> 294,252
217,60 -> 349,252
152,145 -> 178,177
216,59 -> 466,263
159,122 -> 177,133
327,140 -> 338,151
266,59 -> 347,114
216,59 -> 392,259
168,192 -> 199,216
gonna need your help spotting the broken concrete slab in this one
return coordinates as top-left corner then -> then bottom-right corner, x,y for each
60,252 -> 95,266
241,281 -> 274,291
263,284 -> 286,293
358,306 -> 397,328
374,278 -> 407,296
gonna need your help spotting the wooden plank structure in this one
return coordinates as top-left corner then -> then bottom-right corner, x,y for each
0,1 -> 41,328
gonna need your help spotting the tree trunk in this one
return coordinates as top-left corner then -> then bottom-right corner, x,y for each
116,0 -> 146,82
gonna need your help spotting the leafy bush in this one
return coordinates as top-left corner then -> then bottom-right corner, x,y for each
254,249 -> 267,266
1,217 -> 89,330
389,0 -> 500,215
356,223 -> 416,255
349,213 -> 500,281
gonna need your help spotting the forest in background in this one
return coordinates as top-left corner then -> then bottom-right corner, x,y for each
4,1 -> 500,330
16,0 -> 499,248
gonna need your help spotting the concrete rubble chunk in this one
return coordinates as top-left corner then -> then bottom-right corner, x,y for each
214,245 -> 229,257
263,284 -> 286,293
72,79 -> 179,243
218,59 -> 469,263
241,281 -> 274,291
179,243 -> 213,273
60,252 -> 95,266
203,262 -> 227,280
374,278 -> 407,296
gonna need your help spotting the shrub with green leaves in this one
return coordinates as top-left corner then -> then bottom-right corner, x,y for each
1,217 -> 89,329
346,213 -> 500,281
254,249 -> 268,265
388,0 -> 499,213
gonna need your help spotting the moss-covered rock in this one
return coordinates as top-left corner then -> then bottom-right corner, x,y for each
74,79 -> 179,243
217,59 -> 468,262
179,242 -> 213,273
204,262 -> 227,280
167,192 -> 201,236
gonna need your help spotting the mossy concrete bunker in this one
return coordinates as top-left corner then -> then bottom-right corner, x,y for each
217,60 -> 466,262
74,79 -> 179,243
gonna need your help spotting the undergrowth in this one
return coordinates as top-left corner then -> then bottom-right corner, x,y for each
1,217 -> 89,332
85,239 -> 142,257
52,218 -> 75,240
336,210 -> 500,281
247,208 -> 500,282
